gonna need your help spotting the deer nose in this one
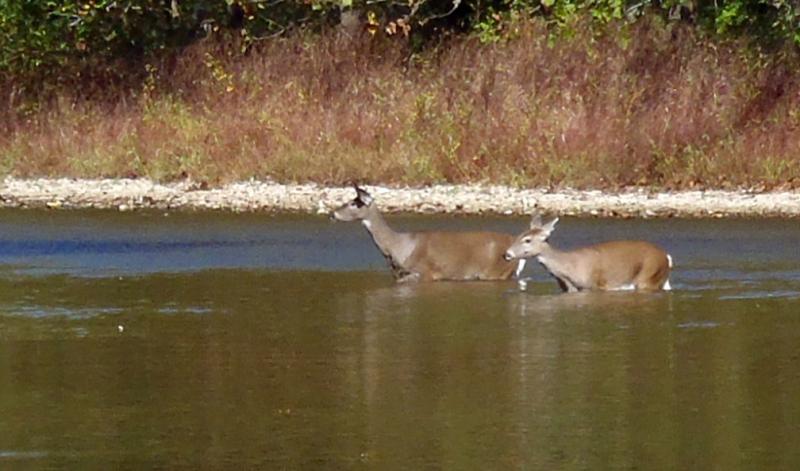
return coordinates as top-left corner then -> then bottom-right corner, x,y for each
503,251 -> 513,261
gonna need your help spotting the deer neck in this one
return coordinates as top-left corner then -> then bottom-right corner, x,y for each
537,243 -> 579,285
362,209 -> 414,274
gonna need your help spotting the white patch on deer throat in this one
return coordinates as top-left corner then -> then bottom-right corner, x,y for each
362,220 -> 372,229
514,259 -> 527,277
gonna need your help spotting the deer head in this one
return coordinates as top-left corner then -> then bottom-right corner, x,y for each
503,212 -> 560,261
331,185 -> 375,221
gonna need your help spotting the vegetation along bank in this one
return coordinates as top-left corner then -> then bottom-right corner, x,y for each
2,1 -> 800,199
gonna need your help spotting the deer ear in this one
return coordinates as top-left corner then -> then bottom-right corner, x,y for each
529,211 -> 544,229
354,185 -> 373,205
539,216 -> 559,239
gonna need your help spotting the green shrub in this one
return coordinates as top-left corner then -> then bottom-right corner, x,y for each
2,1 -> 799,90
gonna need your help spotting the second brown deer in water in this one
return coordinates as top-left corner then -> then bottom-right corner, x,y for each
504,213 -> 672,292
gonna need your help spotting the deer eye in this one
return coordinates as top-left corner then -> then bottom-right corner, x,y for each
523,237 -> 532,244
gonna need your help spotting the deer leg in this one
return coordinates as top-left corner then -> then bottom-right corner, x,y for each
565,283 -> 580,293
397,272 -> 422,283
555,277 -> 569,292
556,277 -> 579,293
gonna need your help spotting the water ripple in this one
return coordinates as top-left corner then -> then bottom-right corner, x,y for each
676,321 -> 721,330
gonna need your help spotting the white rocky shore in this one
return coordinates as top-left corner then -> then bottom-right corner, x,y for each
1,178 -> 799,217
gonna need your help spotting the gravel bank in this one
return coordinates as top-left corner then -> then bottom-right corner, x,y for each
1,178 -> 799,217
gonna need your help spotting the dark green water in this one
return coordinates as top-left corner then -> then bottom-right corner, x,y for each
0,210 -> 798,469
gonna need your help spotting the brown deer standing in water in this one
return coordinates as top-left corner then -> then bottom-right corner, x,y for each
504,212 -> 673,292
331,186 -> 526,282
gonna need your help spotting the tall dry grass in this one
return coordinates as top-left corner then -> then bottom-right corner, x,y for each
2,18 -> 800,189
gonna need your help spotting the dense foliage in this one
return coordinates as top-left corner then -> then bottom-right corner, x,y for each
1,1 -> 799,191
0,0 -> 328,85
2,0 -> 799,87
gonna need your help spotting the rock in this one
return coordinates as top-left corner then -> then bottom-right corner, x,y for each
0,178 -> 799,217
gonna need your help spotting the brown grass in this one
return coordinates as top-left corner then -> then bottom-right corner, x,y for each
2,18 -> 800,190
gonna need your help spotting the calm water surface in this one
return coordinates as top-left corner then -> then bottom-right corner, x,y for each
0,210 -> 799,469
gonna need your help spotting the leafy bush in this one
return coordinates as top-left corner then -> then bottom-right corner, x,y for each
2,0 -> 799,85
0,0 -> 330,87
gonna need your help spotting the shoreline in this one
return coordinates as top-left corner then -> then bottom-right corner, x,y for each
1,178 -> 799,217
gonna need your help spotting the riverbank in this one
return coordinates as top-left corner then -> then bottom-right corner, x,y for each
1,178 -> 798,217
